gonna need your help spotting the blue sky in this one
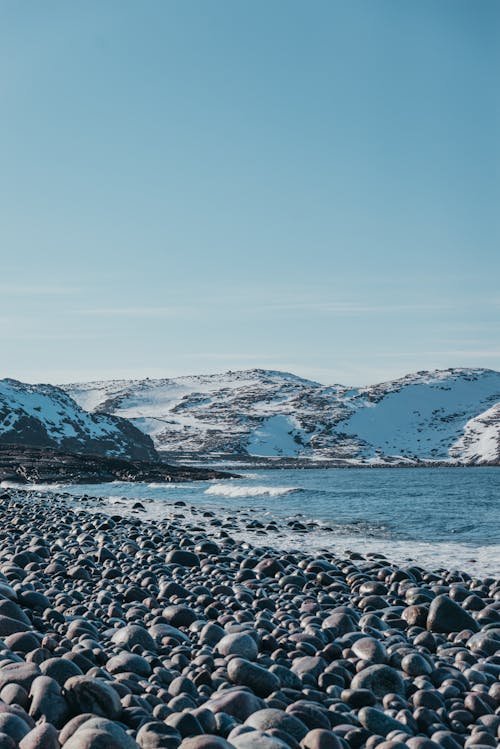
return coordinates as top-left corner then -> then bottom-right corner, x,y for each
1,0 -> 499,386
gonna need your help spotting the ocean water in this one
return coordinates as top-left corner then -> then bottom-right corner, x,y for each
13,467 -> 500,577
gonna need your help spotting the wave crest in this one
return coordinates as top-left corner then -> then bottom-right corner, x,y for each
204,484 -> 300,498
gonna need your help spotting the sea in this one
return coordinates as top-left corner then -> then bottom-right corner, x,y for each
12,467 -> 500,577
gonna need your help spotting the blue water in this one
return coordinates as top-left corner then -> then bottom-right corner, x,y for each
19,467 -> 500,576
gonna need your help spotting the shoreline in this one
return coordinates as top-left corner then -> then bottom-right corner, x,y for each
162,456 -> 500,471
0,488 -> 497,749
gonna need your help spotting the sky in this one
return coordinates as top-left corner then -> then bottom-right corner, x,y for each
1,0 -> 499,386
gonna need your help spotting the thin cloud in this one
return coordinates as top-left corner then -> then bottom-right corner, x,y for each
76,306 -> 194,318
0,284 -> 79,295
263,301 -> 451,315
386,350 -> 500,359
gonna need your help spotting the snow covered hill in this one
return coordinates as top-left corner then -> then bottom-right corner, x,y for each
64,368 -> 500,466
0,379 -> 158,461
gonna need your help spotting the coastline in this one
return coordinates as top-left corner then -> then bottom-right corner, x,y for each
0,487 -> 497,748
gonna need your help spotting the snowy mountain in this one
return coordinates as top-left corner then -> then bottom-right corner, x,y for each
64,368 -> 500,466
0,379 -> 158,462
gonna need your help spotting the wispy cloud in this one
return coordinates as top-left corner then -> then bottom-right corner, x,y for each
263,301 -> 451,315
76,306 -> 194,318
385,350 -> 500,359
0,284 -> 79,296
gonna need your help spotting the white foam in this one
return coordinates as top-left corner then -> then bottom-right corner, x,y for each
147,482 -> 191,489
1,480 -> 64,491
204,483 -> 300,498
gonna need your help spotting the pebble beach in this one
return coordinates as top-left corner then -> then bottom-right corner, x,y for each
0,488 -> 498,749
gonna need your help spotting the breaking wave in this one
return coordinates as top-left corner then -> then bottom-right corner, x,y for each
204,484 -> 301,498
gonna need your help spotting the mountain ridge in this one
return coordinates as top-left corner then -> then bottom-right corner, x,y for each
63,367 -> 500,466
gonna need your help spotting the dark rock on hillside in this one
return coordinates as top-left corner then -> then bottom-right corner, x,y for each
0,378 -> 158,461
0,445 -> 234,484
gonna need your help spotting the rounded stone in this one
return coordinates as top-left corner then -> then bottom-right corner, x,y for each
204,689 -> 266,722
64,676 -> 122,719
227,657 -> 280,697
216,632 -> 258,660
231,731 -> 291,749
111,624 -> 157,652
426,595 -> 479,634
244,708 -> 309,741
166,550 -> 200,568
358,707 -> 412,738
0,713 -> 30,743
19,723 -> 60,749
300,729 -> 345,749
351,664 -> 406,698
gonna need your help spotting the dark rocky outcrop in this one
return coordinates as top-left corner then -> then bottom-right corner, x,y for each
0,444 -> 233,484
0,378 -> 158,461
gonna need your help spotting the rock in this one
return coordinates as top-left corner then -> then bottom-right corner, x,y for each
58,714 -> 97,745
135,721 -> 182,749
0,662 -> 40,691
64,676 -> 122,719
162,605 -> 198,628
63,721 -> 140,749
19,723 -> 60,749
341,688 -> 376,708
231,730 -> 291,749
300,729 -> 345,749
401,653 -> 432,676
358,707 -> 412,737
165,712 -> 203,738
0,615 -> 31,637
351,637 -> 387,663
291,656 -> 326,680
199,623 -> 225,646
227,657 -> 280,696
426,595 -> 479,634
29,675 -> 69,727
217,632 -> 258,660
0,713 -> 30,743
0,683 -> 29,708
245,708 -> 309,741
40,657 -> 84,685
111,624 -> 157,651
106,652 -> 152,677
0,734 -> 17,749
178,738 -> 233,749
204,689 -> 266,722
166,550 -> 200,568
351,664 -> 406,698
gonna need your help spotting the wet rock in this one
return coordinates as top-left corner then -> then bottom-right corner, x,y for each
426,595 -> 479,634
